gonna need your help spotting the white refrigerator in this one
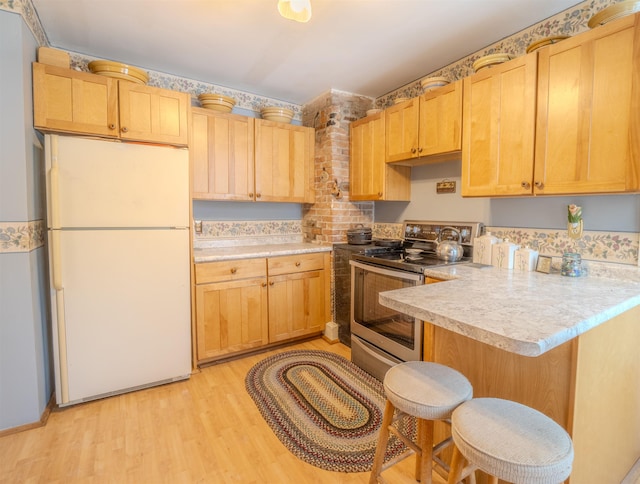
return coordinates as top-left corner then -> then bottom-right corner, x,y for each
45,134 -> 192,407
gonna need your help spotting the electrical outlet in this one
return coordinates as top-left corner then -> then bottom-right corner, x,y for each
194,220 -> 202,234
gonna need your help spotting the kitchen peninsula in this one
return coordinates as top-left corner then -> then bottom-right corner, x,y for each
380,264 -> 640,483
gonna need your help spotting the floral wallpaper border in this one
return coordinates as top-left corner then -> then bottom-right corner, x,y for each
1,0 -> 301,121
194,220 -> 302,239
373,222 -> 639,266
6,0 -> 623,119
0,220 -> 45,253
376,0 -> 621,107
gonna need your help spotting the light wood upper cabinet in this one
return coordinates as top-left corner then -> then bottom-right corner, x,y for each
254,120 -> 315,203
350,112 -> 411,201
385,97 -> 420,162
461,53 -> 538,197
33,62 -> 119,137
385,81 -> 463,164
534,13 -> 640,195
191,107 -> 255,201
117,82 -> 189,145
33,62 -> 189,146
462,13 -> 640,197
418,80 -> 463,159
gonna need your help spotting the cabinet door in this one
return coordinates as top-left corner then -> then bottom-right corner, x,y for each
268,269 -> 326,343
461,54 -> 537,197
350,112 -> 386,200
385,98 -> 419,162
118,82 -> 189,146
418,80 -> 463,157
534,14 -> 640,195
350,112 -> 411,201
195,277 -> 268,361
33,62 -> 119,137
254,120 -> 314,203
191,108 -> 255,201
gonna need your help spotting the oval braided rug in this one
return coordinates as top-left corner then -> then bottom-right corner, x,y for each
245,349 -> 417,473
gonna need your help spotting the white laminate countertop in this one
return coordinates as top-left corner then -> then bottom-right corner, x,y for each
193,243 -> 332,263
379,262 -> 640,357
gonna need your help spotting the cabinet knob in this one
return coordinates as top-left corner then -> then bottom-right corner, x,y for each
378,192 -> 383,197
411,148 -> 417,154
108,124 -> 116,130
256,193 -> 262,199
534,181 -> 544,189
417,147 -> 423,153
521,181 -> 531,189
249,193 -> 253,198
295,261 -> 301,267
261,282 -> 267,287
230,267 -> 237,274
121,126 -> 129,133
269,281 -> 274,286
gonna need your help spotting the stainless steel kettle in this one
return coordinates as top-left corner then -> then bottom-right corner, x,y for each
436,226 -> 464,261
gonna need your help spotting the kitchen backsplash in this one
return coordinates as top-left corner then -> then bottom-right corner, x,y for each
194,219 -> 639,266
193,220 -> 305,248
374,223 -> 640,266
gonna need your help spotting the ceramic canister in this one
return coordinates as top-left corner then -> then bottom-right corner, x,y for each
473,232 -> 500,265
491,238 -> 520,269
514,246 -> 539,271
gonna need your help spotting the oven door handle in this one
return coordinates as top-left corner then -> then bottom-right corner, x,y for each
355,336 -> 403,368
350,260 -> 425,283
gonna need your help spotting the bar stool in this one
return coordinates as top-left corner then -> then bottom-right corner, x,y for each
369,361 -> 473,484
447,398 -> 574,484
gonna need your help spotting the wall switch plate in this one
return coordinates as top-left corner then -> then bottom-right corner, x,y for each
194,220 -> 202,234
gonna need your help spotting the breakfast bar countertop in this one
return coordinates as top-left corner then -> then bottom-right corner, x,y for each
193,242 -> 332,263
379,262 -> 640,357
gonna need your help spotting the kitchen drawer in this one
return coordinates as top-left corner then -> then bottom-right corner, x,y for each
267,252 -> 325,276
195,258 -> 266,284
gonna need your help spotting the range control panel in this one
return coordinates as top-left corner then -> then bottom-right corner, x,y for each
403,221 -> 484,245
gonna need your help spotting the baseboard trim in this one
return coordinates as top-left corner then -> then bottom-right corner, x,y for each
0,393 -> 55,437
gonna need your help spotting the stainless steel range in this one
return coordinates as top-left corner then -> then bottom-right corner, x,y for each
350,220 -> 484,381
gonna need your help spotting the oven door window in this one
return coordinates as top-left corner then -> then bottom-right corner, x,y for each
352,263 -> 420,350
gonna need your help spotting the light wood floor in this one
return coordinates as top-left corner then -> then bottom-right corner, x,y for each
0,338 -> 446,484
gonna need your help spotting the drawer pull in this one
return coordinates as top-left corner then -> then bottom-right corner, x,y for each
230,267 -> 237,274
295,261 -> 301,267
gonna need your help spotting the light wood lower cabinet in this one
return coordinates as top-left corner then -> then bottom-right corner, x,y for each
194,252 -> 330,363
194,258 -> 268,362
267,253 -> 328,343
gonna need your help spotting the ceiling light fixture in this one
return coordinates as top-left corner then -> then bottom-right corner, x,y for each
278,0 -> 312,23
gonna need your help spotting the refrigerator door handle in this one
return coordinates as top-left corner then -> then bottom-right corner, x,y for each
54,289 -> 70,404
50,136 -> 61,229
51,228 -> 70,403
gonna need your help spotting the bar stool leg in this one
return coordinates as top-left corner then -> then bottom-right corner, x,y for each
369,400 -> 396,484
448,445 -> 468,484
417,419 -> 434,483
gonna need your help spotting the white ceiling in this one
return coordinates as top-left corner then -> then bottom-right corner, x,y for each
32,0 -> 581,105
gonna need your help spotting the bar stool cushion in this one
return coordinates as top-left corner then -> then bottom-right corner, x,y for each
451,398 -> 574,484
384,361 -> 473,420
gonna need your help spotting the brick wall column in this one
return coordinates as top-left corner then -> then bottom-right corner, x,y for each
301,90 -> 375,243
